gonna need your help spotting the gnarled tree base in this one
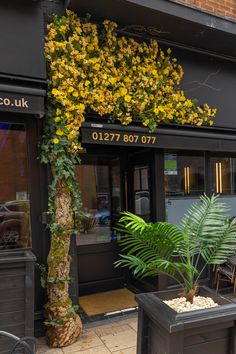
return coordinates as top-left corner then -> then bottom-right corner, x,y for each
46,313 -> 82,348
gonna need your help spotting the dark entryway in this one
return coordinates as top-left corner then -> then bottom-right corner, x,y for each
75,147 -> 155,317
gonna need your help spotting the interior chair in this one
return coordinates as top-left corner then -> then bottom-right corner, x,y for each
215,258 -> 236,294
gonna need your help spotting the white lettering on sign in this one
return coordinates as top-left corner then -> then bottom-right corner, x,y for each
0,97 -> 28,108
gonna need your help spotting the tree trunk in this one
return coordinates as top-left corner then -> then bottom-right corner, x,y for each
180,285 -> 198,303
45,178 -> 82,348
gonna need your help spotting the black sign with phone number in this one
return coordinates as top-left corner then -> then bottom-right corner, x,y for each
81,126 -> 158,147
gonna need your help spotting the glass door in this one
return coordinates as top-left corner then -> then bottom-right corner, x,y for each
76,155 -> 121,245
133,166 -> 151,221
75,154 -> 124,294
127,150 -> 152,221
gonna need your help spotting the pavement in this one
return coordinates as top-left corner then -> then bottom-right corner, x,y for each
37,314 -> 137,353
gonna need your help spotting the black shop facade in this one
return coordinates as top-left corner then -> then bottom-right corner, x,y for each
1,0 -> 236,334
69,0 -> 236,307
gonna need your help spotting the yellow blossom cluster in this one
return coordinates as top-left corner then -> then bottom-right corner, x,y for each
45,10 -> 216,152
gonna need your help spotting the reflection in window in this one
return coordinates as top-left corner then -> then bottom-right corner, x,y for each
210,156 -> 236,195
0,123 -> 31,249
133,166 -> 150,219
164,152 -> 205,197
75,156 -> 121,245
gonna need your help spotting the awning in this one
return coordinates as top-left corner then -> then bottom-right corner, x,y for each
81,122 -> 236,152
0,84 -> 45,117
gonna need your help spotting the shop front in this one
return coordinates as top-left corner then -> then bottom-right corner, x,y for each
2,0 -> 236,335
47,0 -> 236,317
74,117 -> 236,306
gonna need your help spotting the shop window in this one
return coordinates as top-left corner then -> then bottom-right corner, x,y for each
164,152 -> 205,197
209,156 -> 236,195
75,155 -> 121,245
0,123 -> 31,250
209,155 -> 236,216
164,151 -> 205,224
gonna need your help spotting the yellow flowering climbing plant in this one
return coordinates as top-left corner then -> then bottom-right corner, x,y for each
44,10 -> 215,157
41,10 -> 216,347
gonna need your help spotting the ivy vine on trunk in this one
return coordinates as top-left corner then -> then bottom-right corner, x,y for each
41,123 -> 83,347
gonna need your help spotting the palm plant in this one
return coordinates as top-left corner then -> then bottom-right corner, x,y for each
115,194 -> 236,302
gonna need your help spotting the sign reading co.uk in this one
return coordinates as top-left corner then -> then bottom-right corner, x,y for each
0,91 -> 44,116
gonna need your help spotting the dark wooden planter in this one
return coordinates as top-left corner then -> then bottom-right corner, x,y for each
0,250 -> 36,354
135,286 -> 236,354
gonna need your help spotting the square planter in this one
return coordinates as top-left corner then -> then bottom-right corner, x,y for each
0,250 -> 36,354
135,286 -> 236,354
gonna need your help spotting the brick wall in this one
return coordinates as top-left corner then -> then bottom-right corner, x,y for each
171,0 -> 236,21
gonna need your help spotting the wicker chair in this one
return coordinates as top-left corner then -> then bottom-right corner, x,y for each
215,256 -> 236,294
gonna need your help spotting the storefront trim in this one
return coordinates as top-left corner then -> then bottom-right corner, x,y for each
81,122 -> 236,152
0,84 -> 45,117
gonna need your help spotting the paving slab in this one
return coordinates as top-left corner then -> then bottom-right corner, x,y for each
37,314 -> 137,353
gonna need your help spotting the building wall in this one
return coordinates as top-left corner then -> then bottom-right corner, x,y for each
170,0 -> 236,21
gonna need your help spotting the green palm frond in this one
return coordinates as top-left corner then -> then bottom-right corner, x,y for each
202,217 -> 236,264
116,211 -> 149,235
115,254 -> 197,288
117,212 -> 185,261
181,194 -> 232,257
115,194 -> 236,294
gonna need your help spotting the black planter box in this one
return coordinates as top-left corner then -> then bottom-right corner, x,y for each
0,250 -> 36,354
135,286 -> 236,354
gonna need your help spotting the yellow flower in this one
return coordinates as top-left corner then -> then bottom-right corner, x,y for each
52,88 -> 59,95
76,26 -> 82,34
143,119 -> 150,126
68,87 -> 74,93
119,88 -> 127,96
72,91 -> 79,97
158,106 -> 165,112
68,131 -> 77,140
56,128 -> 64,136
54,117 -> 61,122
124,77 -> 130,83
90,58 -> 99,64
59,25 -> 67,33
85,80 -> 90,87
56,108 -> 61,115
153,107 -> 159,114
94,64 -> 100,70
78,103 -> 85,112
109,77 -> 116,85
124,95 -> 131,102
184,100 -> 193,108
53,138 -> 59,144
